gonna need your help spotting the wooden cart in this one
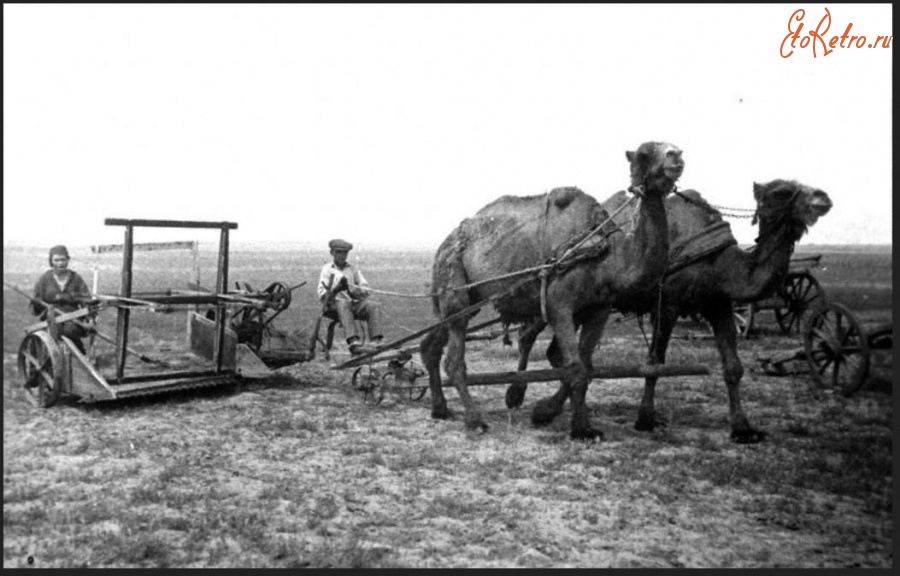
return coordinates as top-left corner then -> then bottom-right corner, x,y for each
804,301 -> 892,397
734,254 -> 826,338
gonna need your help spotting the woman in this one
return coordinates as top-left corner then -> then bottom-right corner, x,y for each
30,245 -> 92,353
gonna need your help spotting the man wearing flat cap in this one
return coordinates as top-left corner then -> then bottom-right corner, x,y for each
318,239 -> 385,355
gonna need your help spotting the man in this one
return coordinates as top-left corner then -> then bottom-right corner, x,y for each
317,239 -> 385,355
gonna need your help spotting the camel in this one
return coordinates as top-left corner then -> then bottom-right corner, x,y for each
505,178 -> 833,443
420,141 -> 684,440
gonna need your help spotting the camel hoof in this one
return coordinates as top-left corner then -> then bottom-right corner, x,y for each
465,420 -> 490,435
634,413 -> 667,432
531,400 -> 562,427
731,428 -> 767,444
505,384 -> 527,409
431,407 -> 453,421
570,428 -> 604,443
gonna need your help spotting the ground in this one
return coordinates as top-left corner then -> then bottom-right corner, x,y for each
2,315 -> 892,568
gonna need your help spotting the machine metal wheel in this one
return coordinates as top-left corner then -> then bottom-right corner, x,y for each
805,302 -> 870,397
352,365 -> 384,406
775,272 -> 825,335
17,331 -> 63,408
383,360 -> 427,402
230,281 -> 293,351
263,281 -> 292,312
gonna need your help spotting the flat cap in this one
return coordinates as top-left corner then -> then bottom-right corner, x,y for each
328,238 -> 353,251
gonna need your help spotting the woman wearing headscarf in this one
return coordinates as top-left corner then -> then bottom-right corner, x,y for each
30,245 -> 93,353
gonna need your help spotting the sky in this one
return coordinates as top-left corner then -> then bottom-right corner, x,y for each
3,4 -> 893,251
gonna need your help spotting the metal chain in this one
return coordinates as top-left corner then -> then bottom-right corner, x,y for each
672,189 -> 756,220
711,205 -> 757,219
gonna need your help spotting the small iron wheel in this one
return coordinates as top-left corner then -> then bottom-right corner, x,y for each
775,272 -> 825,335
352,365 -> 384,406
805,302 -> 870,397
263,282 -> 292,312
17,331 -> 63,408
383,360 -> 428,402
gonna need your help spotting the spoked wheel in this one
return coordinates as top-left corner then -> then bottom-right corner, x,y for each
734,304 -> 756,339
17,331 -> 63,408
263,282 -> 292,312
775,272 -> 825,335
805,302 -> 870,397
352,365 -> 384,406
383,360 -> 428,402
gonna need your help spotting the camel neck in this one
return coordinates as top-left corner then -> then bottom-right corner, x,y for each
722,220 -> 796,301
613,190 -> 669,293
749,219 -> 796,292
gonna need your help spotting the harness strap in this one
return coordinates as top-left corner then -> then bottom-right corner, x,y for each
539,269 -> 549,323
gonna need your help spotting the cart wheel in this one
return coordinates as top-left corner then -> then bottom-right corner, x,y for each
384,360 -> 428,402
17,331 -> 63,408
734,304 -> 756,338
352,365 -> 384,406
775,272 -> 825,335
805,302 -> 870,397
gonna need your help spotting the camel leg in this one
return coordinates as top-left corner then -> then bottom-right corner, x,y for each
420,325 -> 451,420
705,300 -> 766,444
564,309 -> 609,441
444,317 -> 488,433
535,311 -> 601,441
505,317 -> 547,409
530,307 -> 609,426
635,307 -> 678,432
577,307 -> 610,368
528,335 -> 569,426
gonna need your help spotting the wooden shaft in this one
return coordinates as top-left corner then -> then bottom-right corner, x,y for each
463,363 -> 709,386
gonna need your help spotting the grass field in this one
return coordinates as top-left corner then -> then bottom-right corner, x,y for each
3,243 -> 892,567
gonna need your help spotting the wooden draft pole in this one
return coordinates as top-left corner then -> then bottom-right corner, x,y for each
463,363 -> 709,386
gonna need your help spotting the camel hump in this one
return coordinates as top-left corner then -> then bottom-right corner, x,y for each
674,188 -> 703,203
547,186 -> 586,210
600,189 -> 630,212
669,188 -> 725,225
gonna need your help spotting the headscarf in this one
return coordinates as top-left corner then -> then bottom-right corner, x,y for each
48,245 -> 69,266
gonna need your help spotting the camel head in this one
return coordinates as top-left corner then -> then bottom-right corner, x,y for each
752,179 -> 833,241
625,141 -> 684,197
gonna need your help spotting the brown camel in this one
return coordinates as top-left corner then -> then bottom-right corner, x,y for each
419,142 -> 684,440
506,178 -> 833,443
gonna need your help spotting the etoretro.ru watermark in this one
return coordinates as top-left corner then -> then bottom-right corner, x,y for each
780,7 -> 892,58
